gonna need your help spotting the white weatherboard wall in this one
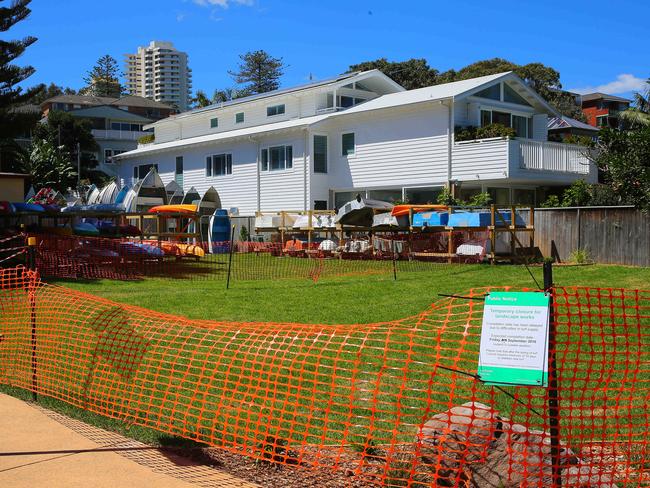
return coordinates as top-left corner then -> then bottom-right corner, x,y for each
452,139 -> 510,181
326,103 -> 450,191
117,130 -> 309,215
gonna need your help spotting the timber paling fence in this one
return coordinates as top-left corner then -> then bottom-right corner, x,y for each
14,231 -> 491,283
1,265 -> 649,487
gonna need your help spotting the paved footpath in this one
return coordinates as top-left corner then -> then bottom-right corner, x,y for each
0,393 -> 259,488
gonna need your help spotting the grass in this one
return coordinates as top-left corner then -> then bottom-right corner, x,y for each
2,261 -> 650,485
53,263 -> 650,323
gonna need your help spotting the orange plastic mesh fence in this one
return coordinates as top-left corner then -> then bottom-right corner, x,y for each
29,231 -> 492,282
2,266 -> 648,487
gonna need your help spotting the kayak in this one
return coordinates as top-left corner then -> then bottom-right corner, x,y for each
148,204 -> 198,214
73,222 -> 99,237
119,242 -> 165,258
391,204 -> 447,217
156,241 -> 205,258
12,202 -> 44,213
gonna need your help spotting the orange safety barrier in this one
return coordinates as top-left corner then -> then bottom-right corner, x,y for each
2,266 -> 648,486
30,231 -> 490,283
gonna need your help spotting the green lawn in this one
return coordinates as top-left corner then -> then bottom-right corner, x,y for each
55,263 -> 650,324
2,263 -> 649,486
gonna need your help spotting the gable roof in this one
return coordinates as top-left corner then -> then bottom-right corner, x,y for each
547,115 -> 598,132
581,92 -> 631,103
326,72 -> 558,117
42,94 -> 173,110
164,69 -> 405,121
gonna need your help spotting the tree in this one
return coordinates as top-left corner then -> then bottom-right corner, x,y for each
32,110 -> 101,184
229,50 -> 284,95
0,0 -> 43,171
82,54 -> 123,97
191,90 -> 211,108
348,58 -> 439,90
620,77 -> 650,127
18,138 -> 76,192
591,126 -> 650,211
29,82 -> 77,104
349,57 -> 585,119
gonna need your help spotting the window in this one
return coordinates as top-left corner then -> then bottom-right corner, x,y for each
342,133 -> 355,156
503,84 -> 531,106
266,104 -> 285,117
111,122 -> 121,130
596,115 -> 608,127
210,118 -> 218,128
492,111 -> 511,127
313,135 -> 328,173
206,154 -> 232,176
134,163 -> 158,181
339,96 -> 365,108
474,84 -> 501,101
104,149 -> 113,162
235,112 -> 244,124
480,110 -> 492,126
314,200 -> 328,210
261,145 -> 292,171
175,156 -> 183,175
512,115 -> 528,138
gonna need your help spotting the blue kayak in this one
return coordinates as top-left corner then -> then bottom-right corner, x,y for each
119,242 -> 164,258
73,222 -> 100,236
12,202 -> 44,213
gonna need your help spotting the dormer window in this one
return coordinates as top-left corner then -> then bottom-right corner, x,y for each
266,104 -> 285,117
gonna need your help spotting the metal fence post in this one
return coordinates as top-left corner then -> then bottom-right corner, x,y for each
391,233 -> 397,281
226,224 -> 235,290
544,260 -> 561,487
27,236 -> 38,402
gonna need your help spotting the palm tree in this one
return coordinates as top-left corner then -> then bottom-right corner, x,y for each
191,90 -> 211,108
620,77 -> 650,127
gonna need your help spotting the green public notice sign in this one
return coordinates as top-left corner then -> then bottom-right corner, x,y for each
477,291 -> 550,387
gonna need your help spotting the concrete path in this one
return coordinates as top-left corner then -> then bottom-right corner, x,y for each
0,393 -> 258,488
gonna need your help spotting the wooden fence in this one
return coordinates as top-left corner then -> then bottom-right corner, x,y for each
533,206 -> 649,267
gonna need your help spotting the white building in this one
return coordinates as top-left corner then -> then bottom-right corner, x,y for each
125,41 -> 192,112
113,70 -> 596,214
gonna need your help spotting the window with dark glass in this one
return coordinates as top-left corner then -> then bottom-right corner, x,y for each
209,153 -> 232,176
235,112 -> 244,123
205,156 -> 212,176
266,104 -> 285,117
503,84 -> 531,106
480,110 -> 492,126
474,83 -> 501,101
261,145 -> 292,171
342,133 -> 355,156
512,115 -> 529,138
314,200 -> 328,210
135,163 -> 158,180
313,135 -> 327,173
175,156 -> 183,175
210,117 -> 218,128
492,111 -> 511,127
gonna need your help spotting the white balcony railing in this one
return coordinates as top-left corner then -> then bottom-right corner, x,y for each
515,139 -> 592,174
92,129 -> 150,141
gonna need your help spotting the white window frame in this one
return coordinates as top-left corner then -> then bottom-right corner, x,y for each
205,152 -> 233,177
478,106 -> 534,139
266,104 -> 286,117
260,144 -> 293,172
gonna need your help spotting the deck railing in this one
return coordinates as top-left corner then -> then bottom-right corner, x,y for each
515,139 -> 592,174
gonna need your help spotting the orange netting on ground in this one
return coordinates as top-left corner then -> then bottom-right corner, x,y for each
1,266 -> 648,487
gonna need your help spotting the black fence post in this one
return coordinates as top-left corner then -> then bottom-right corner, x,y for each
391,233 -> 397,281
27,236 -> 38,402
226,224 -> 235,290
544,260 -> 561,487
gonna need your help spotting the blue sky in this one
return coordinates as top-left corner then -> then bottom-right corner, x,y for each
11,0 -> 650,98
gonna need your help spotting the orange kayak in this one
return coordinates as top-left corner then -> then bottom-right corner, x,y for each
391,204 -> 447,217
156,241 -> 205,258
148,204 -> 198,214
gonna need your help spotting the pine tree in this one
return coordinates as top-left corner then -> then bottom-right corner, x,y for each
0,0 -> 42,172
82,54 -> 123,97
229,50 -> 284,95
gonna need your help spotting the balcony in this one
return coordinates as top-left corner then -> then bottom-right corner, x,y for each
92,129 -> 151,141
451,137 -> 597,183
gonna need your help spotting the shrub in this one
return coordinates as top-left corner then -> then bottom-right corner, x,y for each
569,248 -> 591,264
138,133 -> 155,144
475,123 -> 516,139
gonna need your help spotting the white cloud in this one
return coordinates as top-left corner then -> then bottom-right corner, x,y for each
570,74 -> 647,95
176,12 -> 187,22
192,0 -> 254,8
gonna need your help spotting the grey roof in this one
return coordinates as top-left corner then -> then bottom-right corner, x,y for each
183,71 -> 366,116
548,115 -> 599,132
42,94 -> 173,110
581,92 -> 632,103
68,105 -> 154,123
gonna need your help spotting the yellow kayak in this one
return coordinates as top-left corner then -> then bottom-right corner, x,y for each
148,204 -> 198,215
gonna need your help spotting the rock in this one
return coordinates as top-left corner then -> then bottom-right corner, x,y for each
415,402 -> 618,488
